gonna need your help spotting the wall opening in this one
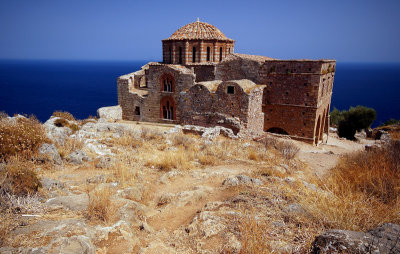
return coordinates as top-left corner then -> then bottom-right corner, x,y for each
206,47 -> 210,61
169,47 -> 172,64
160,96 -> 175,120
192,47 -> 196,63
219,47 -> 223,61
266,127 -> 289,135
227,86 -> 235,94
160,74 -> 174,92
135,106 -> 140,115
179,47 -> 183,64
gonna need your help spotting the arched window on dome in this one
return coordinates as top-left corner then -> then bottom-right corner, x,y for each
192,47 -> 197,63
206,47 -> 211,61
219,47 -> 223,61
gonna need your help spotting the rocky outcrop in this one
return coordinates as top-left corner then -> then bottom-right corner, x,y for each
43,117 -> 73,145
67,150 -> 91,165
311,223 -> 400,253
97,105 -> 122,120
38,143 -> 62,165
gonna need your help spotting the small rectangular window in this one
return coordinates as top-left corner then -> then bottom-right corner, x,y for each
206,47 -> 210,61
227,86 -> 234,94
135,106 -> 140,115
192,47 -> 196,63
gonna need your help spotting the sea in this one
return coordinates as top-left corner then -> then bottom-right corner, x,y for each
0,60 -> 399,127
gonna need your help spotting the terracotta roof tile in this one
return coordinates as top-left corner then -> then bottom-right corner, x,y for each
164,21 -> 234,41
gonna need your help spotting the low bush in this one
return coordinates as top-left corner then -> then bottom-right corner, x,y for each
52,111 -> 75,121
0,116 -> 48,162
87,186 -> 114,222
337,105 -> 376,140
0,160 -> 41,196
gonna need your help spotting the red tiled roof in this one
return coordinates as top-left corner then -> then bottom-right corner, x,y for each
164,21 -> 234,41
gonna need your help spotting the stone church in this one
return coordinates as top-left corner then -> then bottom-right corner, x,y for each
117,20 -> 335,145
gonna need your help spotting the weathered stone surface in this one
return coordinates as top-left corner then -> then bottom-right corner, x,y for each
45,194 -> 88,211
66,150 -> 91,165
49,235 -> 95,254
43,117 -> 73,145
40,177 -> 64,191
311,223 -> 400,253
97,105 -> 122,120
38,143 -> 62,165
222,175 -> 263,186
95,156 -> 115,169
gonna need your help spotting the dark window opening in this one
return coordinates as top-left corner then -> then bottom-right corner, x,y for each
228,48 -> 231,54
266,127 -> 288,135
192,47 -> 196,63
306,93 -> 309,97
162,76 -> 174,92
135,106 -> 140,115
206,47 -> 210,61
219,47 -> 223,61
285,91 -> 289,95
304,83 -> 307,86
179,47 -> 182,64
169,47 -> 172,64
227,86 -> 235,94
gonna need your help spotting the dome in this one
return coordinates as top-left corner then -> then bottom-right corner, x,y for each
164,21 -> 234,41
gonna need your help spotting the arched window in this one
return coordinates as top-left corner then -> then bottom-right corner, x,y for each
219,47 -> 223,61
206,47 -> 210,61
192,47 -> 196,63
160,74 -> 174,92
160,96 -> 175,120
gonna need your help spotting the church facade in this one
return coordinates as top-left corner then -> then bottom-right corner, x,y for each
117,21 -> 335,145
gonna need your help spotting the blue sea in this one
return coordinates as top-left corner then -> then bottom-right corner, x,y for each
0,60 -> 399,127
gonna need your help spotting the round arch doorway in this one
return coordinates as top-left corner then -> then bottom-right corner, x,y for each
160,96 -> 175,120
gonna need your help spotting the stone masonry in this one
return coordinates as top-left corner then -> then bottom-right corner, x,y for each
117,20 -> 336,144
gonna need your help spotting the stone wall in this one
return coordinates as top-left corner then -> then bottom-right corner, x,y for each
216,54 -> 336,144
181,80 -> 264,137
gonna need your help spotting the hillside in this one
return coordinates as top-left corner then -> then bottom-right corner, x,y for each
0,114 -> 398,253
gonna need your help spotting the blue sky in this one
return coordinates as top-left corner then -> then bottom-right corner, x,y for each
0,0 -> 399,62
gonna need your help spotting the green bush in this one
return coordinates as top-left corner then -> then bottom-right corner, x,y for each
330,108 -> 343,127
337,106 -> 376,140
380,118 -> 400,127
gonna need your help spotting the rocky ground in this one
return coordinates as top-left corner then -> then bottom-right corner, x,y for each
0,114 -> 397,254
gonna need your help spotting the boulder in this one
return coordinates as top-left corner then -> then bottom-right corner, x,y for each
40,177 -> 65,191
67,150 -> 91,165
97,105 -> 122,120
38,143 -> 62,165
44,117 -> 72,145
311,223 -> 400,253
95,156 -> 115,169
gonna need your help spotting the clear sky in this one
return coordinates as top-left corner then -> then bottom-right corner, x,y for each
1,0 -> 399,62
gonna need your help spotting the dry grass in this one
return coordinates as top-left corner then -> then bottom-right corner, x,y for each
145,149 -> 194,171
57,137 -> 84,159
237,216 -> 272,253
0,159 -> 41,196
0,116 -> 49,162
299,140 -> 400,231
52,111 -> 75,121
87,186 -> 115,223
248,149 -> 259,161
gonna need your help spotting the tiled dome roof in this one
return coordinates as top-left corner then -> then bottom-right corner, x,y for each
165,21 -> 234,41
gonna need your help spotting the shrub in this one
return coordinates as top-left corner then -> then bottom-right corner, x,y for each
274,140 -> 299,160
329,108 -> 343,127
52,111 -> 75,121
0,111 -> 8,119
380,118 -> 400,127
87,186 -> 113,222
0,116 -> 48,162
0,160 -> 41,196
54,118 -> 69,127
337,105 -> 376,140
